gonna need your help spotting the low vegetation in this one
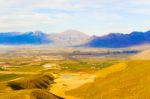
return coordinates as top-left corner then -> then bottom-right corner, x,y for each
0,74 -> 19,81
60,58 -> 119,70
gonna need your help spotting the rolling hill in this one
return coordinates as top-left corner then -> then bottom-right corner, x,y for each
67,60 -> 150,99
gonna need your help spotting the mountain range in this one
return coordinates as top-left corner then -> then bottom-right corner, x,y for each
85,30 -> 150,48
0,29 -> 150,48
0,31 -> 51,44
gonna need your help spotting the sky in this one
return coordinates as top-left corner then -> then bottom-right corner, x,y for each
0,0 -> 150,35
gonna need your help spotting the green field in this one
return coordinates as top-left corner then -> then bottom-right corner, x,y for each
60,58 -> 119,70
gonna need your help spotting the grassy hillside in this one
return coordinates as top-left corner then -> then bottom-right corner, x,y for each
0,74 -> 63,99
67,60 -> 150,99
8,74 -> 54,90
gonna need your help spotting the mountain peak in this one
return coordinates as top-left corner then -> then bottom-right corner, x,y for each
62,29 -> 80,33
25,31 -> 45,36
48,29 -> 90,46
34,30 -> 44,33
61,29 -> 89,37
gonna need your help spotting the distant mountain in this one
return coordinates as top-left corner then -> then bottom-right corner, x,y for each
48,29 -> 90,47
1,29 -> 150,47
0,31 -> 52,44
0,30 -> 89,46
84,30 -> 150,48
131,49 -> 150,60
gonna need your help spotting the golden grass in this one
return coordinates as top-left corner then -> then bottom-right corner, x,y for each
95,62 -> 126,78
31,89 -> 63,99
12,65 -> 44,72
8,74 -> 54,90
67,60 -> 150,99
0,89 -> 63,99
0,73 -> 63,99
0,89 -> 32,99
50,73 -> 95,99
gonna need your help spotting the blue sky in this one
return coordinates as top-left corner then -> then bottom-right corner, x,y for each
0,0 -> 150,35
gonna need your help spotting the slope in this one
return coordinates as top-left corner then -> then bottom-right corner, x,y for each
131,49 -> 150,60
67,60 -> 150,99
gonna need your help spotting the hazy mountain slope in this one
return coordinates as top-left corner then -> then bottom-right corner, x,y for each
0,31 -> 52,44
131,49 -> 150,60
85,30 -> 150,48
48,30 -> 90,47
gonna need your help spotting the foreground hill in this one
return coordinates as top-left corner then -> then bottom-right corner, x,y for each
85,30 -> 150,48
67,60 -> 150,98
0,31 -> 51,44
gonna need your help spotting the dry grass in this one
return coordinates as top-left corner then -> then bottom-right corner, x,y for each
0,73 -> 63,99
0,89 -> 63,99
31,89 -> 63,99
8,74 -> 54,90
67,60 -> 150,99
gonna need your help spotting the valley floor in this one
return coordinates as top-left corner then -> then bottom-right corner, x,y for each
0,46 -> 149,99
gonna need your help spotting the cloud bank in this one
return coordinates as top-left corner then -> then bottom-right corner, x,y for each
0,0 -> 149,35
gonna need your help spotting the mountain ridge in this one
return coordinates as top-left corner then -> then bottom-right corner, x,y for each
0,31 -> 51,45
0,30 -> 90,46
0,29 -> 150,48
84,30 -> 150,48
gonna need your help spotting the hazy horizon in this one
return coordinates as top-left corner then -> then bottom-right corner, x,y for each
0,29 -> 150,36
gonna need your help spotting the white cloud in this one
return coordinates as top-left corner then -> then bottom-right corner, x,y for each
0,0 -> 149,34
